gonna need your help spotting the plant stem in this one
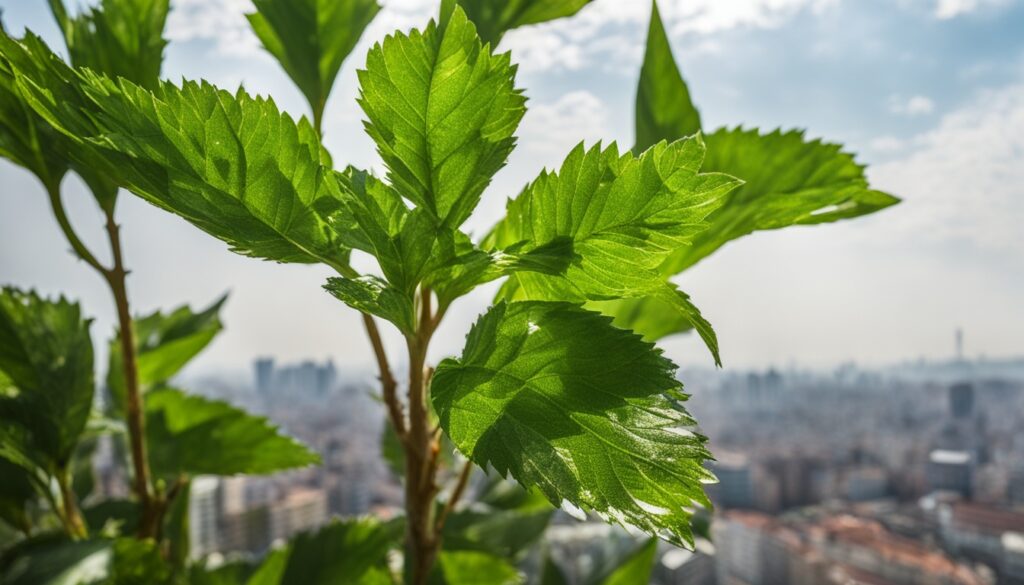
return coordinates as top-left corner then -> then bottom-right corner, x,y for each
404,287 -> 443,585
57,467 -> 87,540
44,181 -> 106,275
102,209 -> 158,538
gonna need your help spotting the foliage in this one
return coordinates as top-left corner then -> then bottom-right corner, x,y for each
247,0 -> 380,124
0,0 -> 898,582
600,0 -> 900,342
0,288 -> 94,476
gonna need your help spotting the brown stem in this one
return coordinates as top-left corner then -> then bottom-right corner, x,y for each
102,210 -> 158,538
404,287 -> 442,585
363,314 -> 406,439
435,461 -> 472,535
57,467 -> 87,540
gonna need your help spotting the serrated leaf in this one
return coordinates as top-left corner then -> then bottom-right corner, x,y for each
635,0 -> 701,153
588,284 -> 719,361
591,539 -> 657,585
432,302 -> 714,548
0,288 -> 94,473
358,7 -> 525,228
324,276 -> 416,334
144,387 -> 320,480
661,127 -> 901,273
247,0 -> 380,121
0,32 -> 68,190
48,0 -> 169,90
332,168 -> 448,293
0,31 -> 351,267
106,295 -> 226,414
428,551 -> 520,585
488,137 -> 738,363
458,0 -> 593,46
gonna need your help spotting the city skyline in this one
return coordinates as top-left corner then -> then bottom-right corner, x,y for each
0,0 -> 1021,374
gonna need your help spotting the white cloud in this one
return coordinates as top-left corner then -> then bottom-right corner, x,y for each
889,94 -> 936,116
934,0 -> 1010,19
870,82 -> 1024,251
666,0 -> 839,35
518,91 -> 610,162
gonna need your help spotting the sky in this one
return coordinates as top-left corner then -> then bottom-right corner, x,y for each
0,0 -> 1021,379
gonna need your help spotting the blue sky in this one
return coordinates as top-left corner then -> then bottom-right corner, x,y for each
0,0 -> 1021,375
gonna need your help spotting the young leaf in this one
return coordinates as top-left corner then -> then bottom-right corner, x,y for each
660,127 -> 901,273
457,0 -> 594,46
144,387 -> 320,480
635,0 -> 701,153
323,276 -> 416,334
428,551 -> 520,585
106,295 -> 227,414
487,137 -> 739,364
247,0 -> 381,123
48,0 -> 170,90
358,6 -> 525,228
0,288 -> 94,474
0,31 -> 351,268
432,302 -> 714,548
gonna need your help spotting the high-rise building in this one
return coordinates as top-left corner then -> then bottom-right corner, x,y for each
189,477 -> 221,559
928,450 -> 974,497
254,357 -> 274,395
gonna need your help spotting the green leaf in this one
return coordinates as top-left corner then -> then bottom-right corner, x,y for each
0,26 -> 69,190
324,276 -> 416,334
457,0 -> 594,46
0,457 -> 39,534
106,295 -> 226,414
0,288 -> 94,473
358,6 -> 525,228
0,31 -> 351,268
539,552 -> 568,585
591,539 -> 657,585
247,518 -> 400,585
145,387 -> 320,480
488,137 -> 739,364
661,127 -> 900,273
428,551 -> 520,585
0,537 -> 113,585
634,0 -> 701,153
441,483 -> 553,559
588,284 -> 719,355
432,302 -> 714,548
247,0 -> 381,122
48,0 -> 169,90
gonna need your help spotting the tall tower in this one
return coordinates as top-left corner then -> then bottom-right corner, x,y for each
955,328 -> 964,361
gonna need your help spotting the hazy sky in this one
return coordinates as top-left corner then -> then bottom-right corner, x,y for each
0,0 -> 1021,379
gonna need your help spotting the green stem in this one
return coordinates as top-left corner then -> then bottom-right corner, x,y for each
44,181 -> 107,275
57,467 -> 87,540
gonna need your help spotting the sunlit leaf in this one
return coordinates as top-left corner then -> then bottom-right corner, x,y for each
457,0 -> 593,46
433,302 -> 714,548
358,7 -> 525,228
247,0 -> 380,122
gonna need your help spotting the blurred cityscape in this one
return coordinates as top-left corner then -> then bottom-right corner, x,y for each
91,343 -> 1024,584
